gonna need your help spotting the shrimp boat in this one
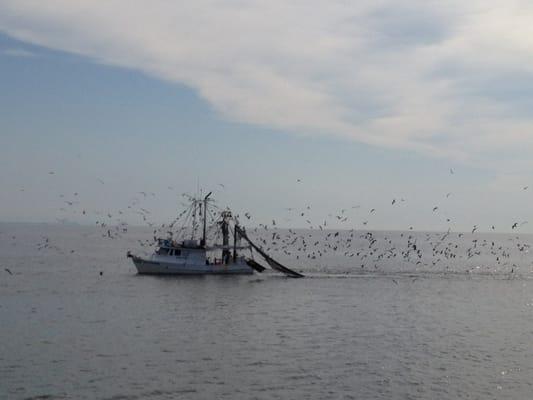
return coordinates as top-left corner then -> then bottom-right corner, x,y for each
127,192 -> 303,278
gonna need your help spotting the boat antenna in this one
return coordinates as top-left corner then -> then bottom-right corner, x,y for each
201,191 -> 212,247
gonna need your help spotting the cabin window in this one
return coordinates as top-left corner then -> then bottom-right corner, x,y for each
175,249 -> 181,256
157,247 -> 169,255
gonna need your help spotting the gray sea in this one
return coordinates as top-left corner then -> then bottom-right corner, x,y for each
2,222 -> 533,399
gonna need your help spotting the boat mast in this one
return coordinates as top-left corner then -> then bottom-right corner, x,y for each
220,210 -> 231,263
201,192 -> 212,247
191,200 -> 197,240
233,223 -> 238,261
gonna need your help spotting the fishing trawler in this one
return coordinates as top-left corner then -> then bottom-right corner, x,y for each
127,192 -> 303,277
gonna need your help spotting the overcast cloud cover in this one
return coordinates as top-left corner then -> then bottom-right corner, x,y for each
1,0 -> 533,171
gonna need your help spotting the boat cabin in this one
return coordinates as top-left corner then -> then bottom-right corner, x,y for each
155,238 -> 204,254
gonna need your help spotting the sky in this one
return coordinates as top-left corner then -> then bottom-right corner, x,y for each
1,1 -> 533,233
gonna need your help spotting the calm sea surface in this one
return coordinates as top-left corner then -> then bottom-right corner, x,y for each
2,223 -> 533,399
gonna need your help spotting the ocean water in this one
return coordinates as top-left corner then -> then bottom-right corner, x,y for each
2,223 -> 533,399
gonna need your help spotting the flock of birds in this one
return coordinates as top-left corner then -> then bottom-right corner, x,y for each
2,169 -> 533,277
248,225 -> 530,275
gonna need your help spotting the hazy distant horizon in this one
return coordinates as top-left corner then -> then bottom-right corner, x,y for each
2,219 -> 532,237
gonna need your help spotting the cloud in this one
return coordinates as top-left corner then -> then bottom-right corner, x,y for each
1,0 -> 533,170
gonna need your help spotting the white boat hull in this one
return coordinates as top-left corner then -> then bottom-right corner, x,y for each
132,256 -> 254,275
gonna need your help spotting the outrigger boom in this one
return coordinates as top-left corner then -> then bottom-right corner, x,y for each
235,225 -> 304,278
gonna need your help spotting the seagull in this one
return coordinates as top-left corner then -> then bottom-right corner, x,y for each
4,268 -> 13,275
523,186 -> 528,190
511,222 -> 518,229
432,206 -> 438,212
